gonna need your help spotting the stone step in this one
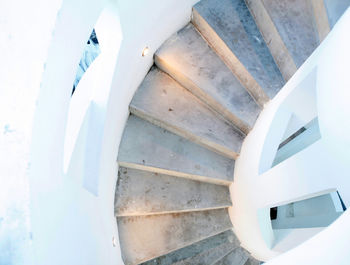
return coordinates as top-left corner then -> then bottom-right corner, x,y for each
261,0 -> 320,68
115,167 -> 232,216
141,230 -> 239,265
192,0 -> 285,100
246,0 -> 319,73
117,209 -> 233,265
309,0 -> 330,41
173,242 -> 236,265
155,23 -> 261,134
118,115 -> 235,185
130,67 -> 245,159
244,0 -> 297,80
244,257 -> 261,265
213,247 -> 249,265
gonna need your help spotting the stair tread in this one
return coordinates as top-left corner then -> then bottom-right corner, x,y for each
262,0 -> 319,68
213,247 -> 249,265
141,230 -> 239,265
118,115 -> 235,185
155,23 -> 261,134
244,257 -> 261,265
117,209 -> 232,265
193,0 -> 284,99
173,242 -> 236,265
115,167 -> 232,216
130,67 -> 245,159
244,0 -> 297,81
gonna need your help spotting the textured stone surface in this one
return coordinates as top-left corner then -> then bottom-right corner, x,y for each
118,115 -> 235,185
117,209 -> 232,265
173,242 -> 235,265
245,0 -> 297,80
115,167 -> 232,216
262,0 -> 319,67
310,0 -> 330,41
142,230 -> 239,265
193,0 -> 284,99
155,24 -> 261,134
214,247 -> 249,265
130,67 -> 245,159
244,257 -> 261,265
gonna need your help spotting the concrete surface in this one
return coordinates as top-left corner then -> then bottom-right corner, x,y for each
245,0 -> 297,81
155,23 -> 261,134
130,67 -> 245,159
244,257 -> 261,265
193,0 -> 284,100
310,0 -> 330,41
115,167 -> 232,216
214,247 -> 249,265
141,230 -> 239,265
173,241 -> 235,265
262,0 -> 319,67
192,8 -> 266,108
118,115 -> 235,185
117,208 -> 232,264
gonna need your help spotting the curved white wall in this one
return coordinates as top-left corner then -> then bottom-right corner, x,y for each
1,0 -> 198,264
232,6 -> 350,263
2,0 -> 349,264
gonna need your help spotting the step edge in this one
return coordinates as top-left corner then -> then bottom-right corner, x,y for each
155,46 -> 253,135
115,205 -> 232,217
310,0 -> 330,42
213,248 -> 249,265
244,0 -> 297,81
129,105 -> 240,159
129,226 -> 234,265
172,241 -> 237,265
192,8 -> 269,106
117,161 -> 234,186
210,245 -> 241,265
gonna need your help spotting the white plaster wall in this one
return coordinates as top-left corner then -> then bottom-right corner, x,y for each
0,1 -> 63,264
0,0 -> 198,264
3,0 -> 348,264
272,227 -> 324,253
265,210 -> 350,265
232,6 -> 350,263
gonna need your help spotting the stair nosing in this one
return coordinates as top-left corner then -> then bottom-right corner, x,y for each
129,105 -> 240,160
244,0 -> 297,81
191,8 -> 269,106
135,227 -> 234,265
155,51 -> 253,135
117,161 -> 233,186
213,248 -> 249,265
210,245 -> 241,265
115,205 -> 232,217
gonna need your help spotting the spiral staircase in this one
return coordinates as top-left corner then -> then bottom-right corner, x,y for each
114,0 -> 331,264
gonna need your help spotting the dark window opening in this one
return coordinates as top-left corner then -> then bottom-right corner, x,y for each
337,191 -> 347,211
270,207 -> 278,220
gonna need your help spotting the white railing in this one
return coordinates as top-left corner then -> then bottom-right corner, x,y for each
231,7 -> 350,263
